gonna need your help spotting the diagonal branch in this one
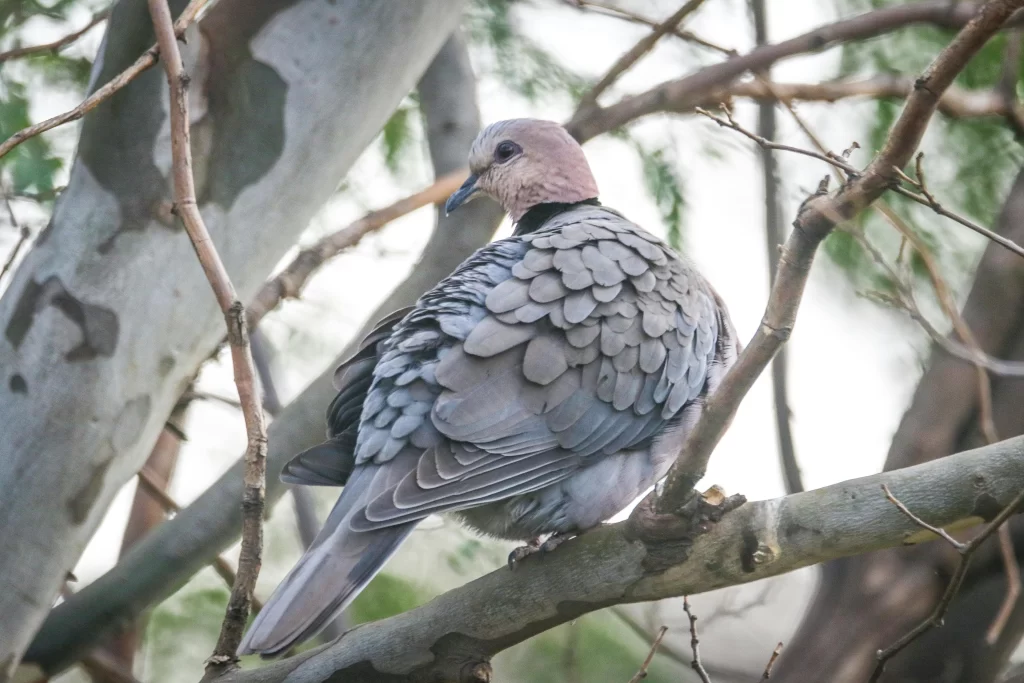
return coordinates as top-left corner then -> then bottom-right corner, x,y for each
0,9 -> 109,64
146,0 -> 267,671
575,0 -> 708,115
657,0 -> 1024,513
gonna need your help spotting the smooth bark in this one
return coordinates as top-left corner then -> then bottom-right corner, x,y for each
0,0 -> 463,673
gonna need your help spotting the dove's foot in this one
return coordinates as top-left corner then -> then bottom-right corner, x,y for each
507,532 -> 575,570
539,531 -> 573,553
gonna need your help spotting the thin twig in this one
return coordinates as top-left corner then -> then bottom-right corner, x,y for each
882,484 -> 966,548
682,597 -> 712,683
569,0 -> 735,55
759,642 -> 783,681
246,169 -> 467,329
697,106 -> 861,175
146,0 -> 267,670
700,101 -> 1024,265
0,9 -> 110,63
576,0 -> 708,114
627,625 -> 668,683
893,153 -> 1024,260
871,484 -> 1024,680
0,0 -> 209,162
1,192 -> 30,287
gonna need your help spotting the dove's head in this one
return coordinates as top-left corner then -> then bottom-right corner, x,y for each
445,119 -> 599,222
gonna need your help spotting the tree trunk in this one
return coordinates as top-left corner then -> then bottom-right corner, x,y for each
774,166 -> 1024,682
0,0 -> 463,673
23,27 -> 502,677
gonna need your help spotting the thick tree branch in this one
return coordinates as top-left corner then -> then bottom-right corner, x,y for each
0,0 -> 208,161
657,0 -> 1024,512
211,436 -> 1024,683
0,9 -> 109,64
567,0 -> 1024,142
147,0 -> 268,670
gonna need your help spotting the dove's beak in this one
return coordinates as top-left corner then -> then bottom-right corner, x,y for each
445,173 -> 480,215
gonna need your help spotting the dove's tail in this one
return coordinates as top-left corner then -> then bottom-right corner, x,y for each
238,483 -> 415,657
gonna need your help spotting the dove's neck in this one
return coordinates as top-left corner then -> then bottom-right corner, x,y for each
513,198 -> 601,237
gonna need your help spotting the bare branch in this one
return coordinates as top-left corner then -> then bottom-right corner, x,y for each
146,0 -> 267,670
246,170 -> 467,329
658,0 -> 1024,513
576,0 -> 708,114
0,0 -> 209,162
0,9 -> 109,64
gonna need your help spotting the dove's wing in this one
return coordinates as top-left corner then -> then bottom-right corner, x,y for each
343,204 -> 724,531
280,307 -> 414,486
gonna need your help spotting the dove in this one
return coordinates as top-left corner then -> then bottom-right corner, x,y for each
238,118 -> 738,656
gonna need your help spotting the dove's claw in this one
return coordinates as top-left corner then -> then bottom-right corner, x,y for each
508,533 -> 576,569
508,538 -> 542,570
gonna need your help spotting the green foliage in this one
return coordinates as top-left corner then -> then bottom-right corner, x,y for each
500,612 -> 679,683
146,580 -> 235,681
446,537 -> 486,574
1,0 -> 100,198
465,0 -> 590,103
379,93 -> 422,178
636,143 -> 687,251
0,82 -> 61,193
348,572 -> 429,624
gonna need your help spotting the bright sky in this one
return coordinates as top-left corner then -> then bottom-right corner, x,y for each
6,0 -> 990,676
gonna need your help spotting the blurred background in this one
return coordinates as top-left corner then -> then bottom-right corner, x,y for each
3,0 -> 1023,681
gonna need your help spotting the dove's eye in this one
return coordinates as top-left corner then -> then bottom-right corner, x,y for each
494,141 -> 521,164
